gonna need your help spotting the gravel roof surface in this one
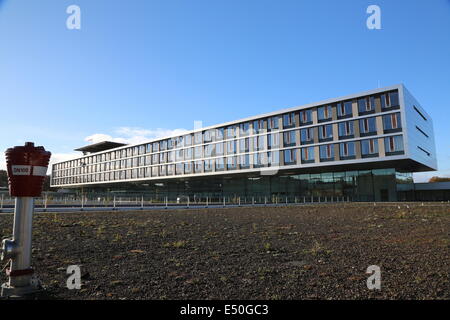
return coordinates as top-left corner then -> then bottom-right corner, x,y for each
0,203 -> 448,300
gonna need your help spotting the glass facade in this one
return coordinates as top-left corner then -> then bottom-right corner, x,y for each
74,168 -> 399,202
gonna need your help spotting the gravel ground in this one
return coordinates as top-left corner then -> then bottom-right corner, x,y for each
0,203 -> 448,300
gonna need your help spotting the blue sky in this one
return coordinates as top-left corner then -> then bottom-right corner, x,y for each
0,0 -> 449,181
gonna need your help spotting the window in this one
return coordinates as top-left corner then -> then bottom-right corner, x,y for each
284,149 -> 296,164
167,151 -> 174,163
226,126 -> 236,139
381,91 -> 399,109
239,138 -> 250,153
159,152 -> 167,164
267,116 -> 279,130
152,154 -> 159,164
194,161 -> 203,173
239,122 -> 250,136
176,149 -> 184,161
152,142 -> 159,152
215,142 -> 224,156
204,144 -> 213,157
167,139 -> 174,150
301,147 -> 314,163
361,139 -> 379,157
268,133 -> 280,149
215,128 -> 224,140
184,162 -> 193,174
227,140 -> 236,154
283,113 -> 296,127
413,106 -> 427,121
384,135 -> 404,154
253,136 -> 265,151
358,97 -> 375,114
239,154 -> 250,168
185,147 -> 193,160
176,163 -> 184,175
317,105 -> 332,122
300,128 -> 313,144
152,166 -> 159,177
194,132 -> 202,145
319,144 -> 334,161
216,158 -> 225,170
159,165 -> 166,176
253,119 -> 265,134
227,156 -> 237,170
415,126 -> 429,138
417,146 -> 431,157
253,152 -> 265,167
319,124 -> 333,141
383,113 -> 402,131
338,121 -> 354,138
267,151 -> 280,166
175,136 -> 184,148
194,146 -> 203,159
359,117 -> 377,134
204,159 -> 213,172
184,134 -> 193,146
339,142 -> 355,158
337,101 -> 353,117
299,109 -> 312,125
283,130 -> 296,146
167,164 -> 175,175
146,143 -> 152,153
160,140 -> 167,151
204,130 -> 214,142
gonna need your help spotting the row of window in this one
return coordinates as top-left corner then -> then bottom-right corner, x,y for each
53,113 -> 402,173
52,136 -> 405,182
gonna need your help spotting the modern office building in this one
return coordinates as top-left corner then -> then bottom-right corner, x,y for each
51,84 -> 437,202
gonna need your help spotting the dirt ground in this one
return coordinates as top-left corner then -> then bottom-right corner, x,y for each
0,203 -> 448,300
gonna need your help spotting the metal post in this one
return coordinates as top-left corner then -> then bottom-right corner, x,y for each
223,197 -> 226,207
113,196 -> 116,210
252,197 -> 254,205
44,194 -> 48,211
206,197 -> 208,208
141,196 -> 144,209
285,196 -> 288,205
1,197 -> 40,295
187,196 -> 190,208
1,194 -> 3,210
238,197 -> 241,207
81,195 -> 84,210
165,196 -> 168,209
264,196 -> 267,206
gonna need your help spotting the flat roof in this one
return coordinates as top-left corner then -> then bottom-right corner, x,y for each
74,141 -> 127,153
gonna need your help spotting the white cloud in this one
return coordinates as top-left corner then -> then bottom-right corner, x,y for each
413,170 -> 450,183
0,127 -> 189,172
85,127 -> 189,146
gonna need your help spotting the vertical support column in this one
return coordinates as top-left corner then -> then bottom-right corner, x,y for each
2,198 -> 36,293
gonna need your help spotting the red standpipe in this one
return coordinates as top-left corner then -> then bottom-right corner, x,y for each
1,142 -> 51,297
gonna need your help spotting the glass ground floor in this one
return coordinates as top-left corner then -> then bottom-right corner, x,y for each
76,168 -> 411,202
